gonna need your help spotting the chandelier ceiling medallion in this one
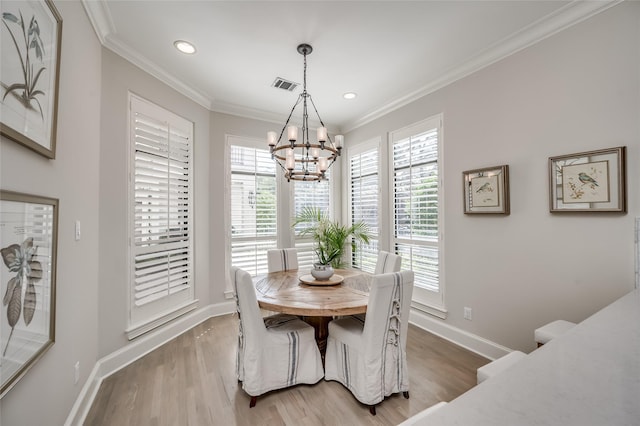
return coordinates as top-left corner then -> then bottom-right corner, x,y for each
268,43 -> 343,182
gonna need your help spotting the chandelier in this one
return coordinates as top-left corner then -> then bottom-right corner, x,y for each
268,43 -> 343,182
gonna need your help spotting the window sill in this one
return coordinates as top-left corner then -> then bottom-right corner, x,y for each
410,300 -> 448,320
126,299 -> 199,340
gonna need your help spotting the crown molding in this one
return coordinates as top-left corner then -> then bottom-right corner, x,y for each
81,0 -> 114,45
82,0 -> 212,110
103,36 -> 213,110
82,0 -> 621,132
342,0 -> 623,133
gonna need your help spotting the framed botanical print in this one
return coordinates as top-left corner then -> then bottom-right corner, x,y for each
0,190 -> 58,398
0,0 -> 62,159
463,165 -> 510,215
549,146 -> 626,213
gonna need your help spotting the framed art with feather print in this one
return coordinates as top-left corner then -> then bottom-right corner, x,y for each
0,190 -> 58,398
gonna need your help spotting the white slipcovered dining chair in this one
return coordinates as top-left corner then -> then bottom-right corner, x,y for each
231,266 -> 323,407
267,248 -> 299,272
352,251 -> 402,323
324,270 -> 414,415
374,251 -> 402,274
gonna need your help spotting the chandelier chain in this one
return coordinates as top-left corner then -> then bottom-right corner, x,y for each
267,43 -> 343,182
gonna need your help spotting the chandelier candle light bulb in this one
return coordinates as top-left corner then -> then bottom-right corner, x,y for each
317,127 -> 327,143
318,157 -> 328,172
286,149 -> 295,170
287,126 -> 298,142
334,135 -> 343,149
267,43 -> 343,182
267,131 -> 277,147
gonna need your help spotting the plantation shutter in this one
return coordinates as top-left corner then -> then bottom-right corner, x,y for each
350,147 -> 379,272
129,95 -> 195,336
392,121 -> 440,293
230,143 -> 277,275
293,174 -> 330,271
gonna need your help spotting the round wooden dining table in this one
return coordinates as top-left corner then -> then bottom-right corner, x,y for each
253,268 -> 372,355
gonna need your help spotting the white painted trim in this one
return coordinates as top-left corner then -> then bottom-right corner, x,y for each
342,0 -> 622,132
80,0 -> 115,45
388,115 -> 445,310
125,299 -> 199,340
411,300 -> 448,320
64,301 -> 235,426
409,308 -> 511,361
64,362 -> 101,426
82,0 -> 620,131
64,300 -> 510,424
104,36 -> 212,110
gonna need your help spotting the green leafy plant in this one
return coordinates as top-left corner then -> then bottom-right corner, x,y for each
2,10 -> 47,119
1,238 -> 42,356
293,206 -> 371,268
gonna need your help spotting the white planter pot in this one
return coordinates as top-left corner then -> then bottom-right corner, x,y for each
311,263 -> 334,280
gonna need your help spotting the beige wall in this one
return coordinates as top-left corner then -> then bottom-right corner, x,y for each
0,2 -> 102,425
98,49 -> 212,357
0,1 -> 638,424
345,2 -> 640,352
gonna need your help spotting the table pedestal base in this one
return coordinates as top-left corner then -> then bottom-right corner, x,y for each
301,316 -> 331,359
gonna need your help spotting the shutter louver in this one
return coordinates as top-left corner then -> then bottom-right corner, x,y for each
230,144 -> 277,276
294,173 -> 330,271
350,147 -> 379,272
393,127 -> 439,291
132,102 -> 193,308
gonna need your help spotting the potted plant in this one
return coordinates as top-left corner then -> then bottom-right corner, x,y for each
293,207 -> 371,279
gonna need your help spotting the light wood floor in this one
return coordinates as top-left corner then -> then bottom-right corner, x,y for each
84,314 -> 488,426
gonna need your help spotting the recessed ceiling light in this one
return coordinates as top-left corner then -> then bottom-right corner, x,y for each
343,92 -> 357,100
174,40 -> 196,54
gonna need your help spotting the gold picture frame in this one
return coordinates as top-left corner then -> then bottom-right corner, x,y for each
549,146 -> 626,213
0,190 -> 58,398
463,165 -> 510,215
0,0 -> 62,159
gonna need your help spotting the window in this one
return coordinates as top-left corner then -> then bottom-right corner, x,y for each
293,175 -> 331,271
390,115 -> 444,315
229,137 -> 277,276
128,94 -> 195,338
227,137 -> 333,275
349,143 -> 379,272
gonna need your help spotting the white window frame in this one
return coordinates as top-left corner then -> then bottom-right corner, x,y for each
346,137 -> 381,272
224,135 -> 338,281
225,135 -> 279,277
388,114 -> 446,318
127,94 -> 197,340
291,171 -> 333,271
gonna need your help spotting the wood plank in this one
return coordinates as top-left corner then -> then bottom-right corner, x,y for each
254,269 -> 371,316
84,314 -> 489,425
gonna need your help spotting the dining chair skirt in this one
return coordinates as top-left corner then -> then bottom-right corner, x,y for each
231,266 -> 323,403
324,271 -> 414,409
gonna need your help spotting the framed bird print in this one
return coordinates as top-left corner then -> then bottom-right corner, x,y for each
463,165 -> 510,215
549,146 -> 626,213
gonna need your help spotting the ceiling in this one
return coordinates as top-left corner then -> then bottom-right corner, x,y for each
82,1 -> 616,132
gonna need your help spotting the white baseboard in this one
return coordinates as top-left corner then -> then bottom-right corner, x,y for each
64,301 -> 236,426
66,301 -> 505,425
409,309 -> 511,361
65,363 -> 101,426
